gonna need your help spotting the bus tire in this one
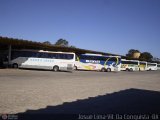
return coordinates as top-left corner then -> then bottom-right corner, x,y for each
12,63 -> 18,69
74,66 -> 77,70
126,68 -> 129,71
101,68 -> 106,72
53,66 -> 59,72
129,68 -> 133,71
106,68 -> 111,72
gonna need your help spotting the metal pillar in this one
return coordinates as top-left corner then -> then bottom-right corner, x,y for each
8,45 -> 11,66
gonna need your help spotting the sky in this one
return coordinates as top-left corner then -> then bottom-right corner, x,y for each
0,0 -> 160,57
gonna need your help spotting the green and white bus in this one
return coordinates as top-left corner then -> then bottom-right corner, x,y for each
146,62 -> 157,71
121,59 -> 139,71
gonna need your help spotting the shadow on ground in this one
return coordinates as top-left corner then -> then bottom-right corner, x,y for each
17,88 -> 160,120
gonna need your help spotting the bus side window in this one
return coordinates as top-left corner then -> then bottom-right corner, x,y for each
48,53 -> 52,58
42,52 -> 49,58
37,52 -> 44,58
48,53 -> 57,59
31,52 -> 37,57
58,54 -> 65,59
65,54 -> 74,60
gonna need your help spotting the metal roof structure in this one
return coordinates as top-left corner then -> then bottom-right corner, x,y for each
0,36 -> 125,57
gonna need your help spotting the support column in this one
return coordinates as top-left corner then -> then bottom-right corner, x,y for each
8,45 -> 11,66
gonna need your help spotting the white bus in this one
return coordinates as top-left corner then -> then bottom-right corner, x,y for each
139,61 -> 147,71
74,54 -> 121,72
157,64 -> 160,70
121,59 -> 139,71
5,49 -> 75,71
146,62 -> 157,71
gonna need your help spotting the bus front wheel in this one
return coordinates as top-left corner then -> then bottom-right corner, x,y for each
106,68 -> 111,72
101,68 -> 106,72
53,66 -> 59,72
129,68 -> 133,72
12,63 -> 18,69
126,68 -> 129,71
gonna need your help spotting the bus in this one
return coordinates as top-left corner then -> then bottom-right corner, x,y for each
139,61 -> 147,71
4,49 -> 75,71
74,54 -> 121,72
157,64 -> 160,70
146,62 -> 157,71
121,59 -> 139,71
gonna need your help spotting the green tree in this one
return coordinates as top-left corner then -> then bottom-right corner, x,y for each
70,45 -> 76,48
43,41 -> 52,45
126,49 -> 140,58
55,39 -> 69,47
139,52 -> 153,61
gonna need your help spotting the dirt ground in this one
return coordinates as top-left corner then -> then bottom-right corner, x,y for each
0,69 -> 160,115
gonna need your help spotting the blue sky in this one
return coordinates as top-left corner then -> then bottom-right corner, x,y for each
0,0 -> 160,57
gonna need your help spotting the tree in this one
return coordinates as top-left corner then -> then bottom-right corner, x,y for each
70,45 -> 76,48
43,41 -> 52,45
55,39 -> 69,47
126,49 -> 140,58
139,52 -> 153,61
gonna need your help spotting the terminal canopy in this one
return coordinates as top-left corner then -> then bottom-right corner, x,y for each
0,36 -> 123,57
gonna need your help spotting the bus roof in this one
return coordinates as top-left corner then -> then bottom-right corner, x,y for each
121,59 -> 139,62
82,53 -> 103,56
139,61 -> 147,63
147,62 -> 157,65
13,49 -> 75,54
81,53 -> 121,58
